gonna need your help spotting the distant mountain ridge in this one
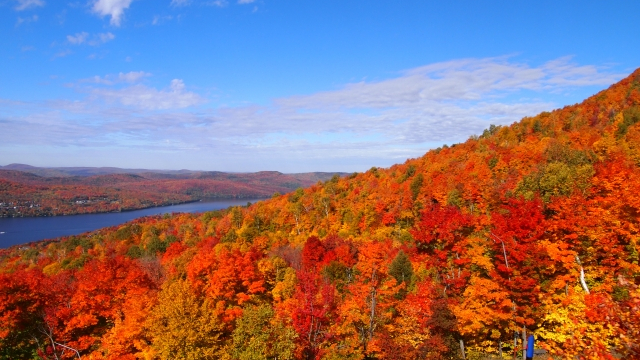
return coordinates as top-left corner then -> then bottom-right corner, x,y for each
0,164 -> 340,179
0,164 -> 180,177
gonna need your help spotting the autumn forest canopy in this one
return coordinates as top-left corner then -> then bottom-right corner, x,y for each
1,69 -> 640,359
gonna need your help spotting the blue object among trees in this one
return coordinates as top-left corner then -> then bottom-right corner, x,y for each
526,334 -> 535,359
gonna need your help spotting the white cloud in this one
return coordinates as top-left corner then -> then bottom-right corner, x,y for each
91,0 -> 134,26
67,32 -> 115,46
274,57 -> 618,112
118,71 -> 150,83
187,56 -> 621,144
15,0 -> 44,11
238,0 -> 255,3
90,79 -> 205,110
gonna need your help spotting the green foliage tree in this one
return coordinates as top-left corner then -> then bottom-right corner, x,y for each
146,236 -> 167,255
388,250 -> 413,298
616,106 -> 640,138
516,162 -> 595,201
410,173 -> 423,200
126,245 -> 143,259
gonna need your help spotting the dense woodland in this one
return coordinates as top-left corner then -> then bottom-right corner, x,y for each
1,69 -> 640,359
0,171 -> 341,217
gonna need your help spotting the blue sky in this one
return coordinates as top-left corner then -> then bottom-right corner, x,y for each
1,0 -> 638,172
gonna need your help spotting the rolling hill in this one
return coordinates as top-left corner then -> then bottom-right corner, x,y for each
0,168 -> 346,217
0,69 -> 639,359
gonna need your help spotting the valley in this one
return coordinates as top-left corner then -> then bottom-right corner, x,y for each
0,167 -> 345,217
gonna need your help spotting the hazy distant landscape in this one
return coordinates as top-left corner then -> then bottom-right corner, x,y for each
0,164 -> 345,217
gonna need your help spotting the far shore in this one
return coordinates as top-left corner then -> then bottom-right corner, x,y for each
0,196 -> 268,219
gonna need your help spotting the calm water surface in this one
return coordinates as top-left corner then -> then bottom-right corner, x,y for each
0,198 -> 262,248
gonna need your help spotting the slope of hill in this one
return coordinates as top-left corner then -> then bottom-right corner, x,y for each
0,169 -> 346,217
0,69 -> 639,359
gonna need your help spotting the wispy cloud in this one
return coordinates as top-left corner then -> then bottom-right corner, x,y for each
170,0 -> 191,6
179,0 -> 253,8
15,0 -> 44,11
152,15 -> 173,25
208,0 -> 228,7
274,56 -> 617,111
81,71 -> 151,85
15,14 -> 38,26
67,32 -> 115,46
0,57 -> 625,171
92,32 -> 116,45
67,32 -> 89,45
118,71 -> 150,83
91,0 -> 134,26
52,49 -> 72,59
86,78 -> 206,110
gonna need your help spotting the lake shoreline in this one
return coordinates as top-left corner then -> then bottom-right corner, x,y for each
0,198 -> 264,248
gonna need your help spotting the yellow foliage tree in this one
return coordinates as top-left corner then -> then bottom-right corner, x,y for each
147,279 -> 225,360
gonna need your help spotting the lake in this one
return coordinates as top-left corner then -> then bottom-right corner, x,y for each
0,198 -> 262,248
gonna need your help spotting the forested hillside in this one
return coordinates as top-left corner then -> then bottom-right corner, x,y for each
1,69 -> 639,359
0,170 -> 343,217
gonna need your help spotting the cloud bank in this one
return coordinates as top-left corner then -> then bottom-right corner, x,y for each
0,57 -> 624,171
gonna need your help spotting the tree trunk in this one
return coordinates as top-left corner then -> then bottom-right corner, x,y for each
368,271 -> 378,343
521,326 -> 527,360
459,339 -> 466,360
576,255 -> 590,294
